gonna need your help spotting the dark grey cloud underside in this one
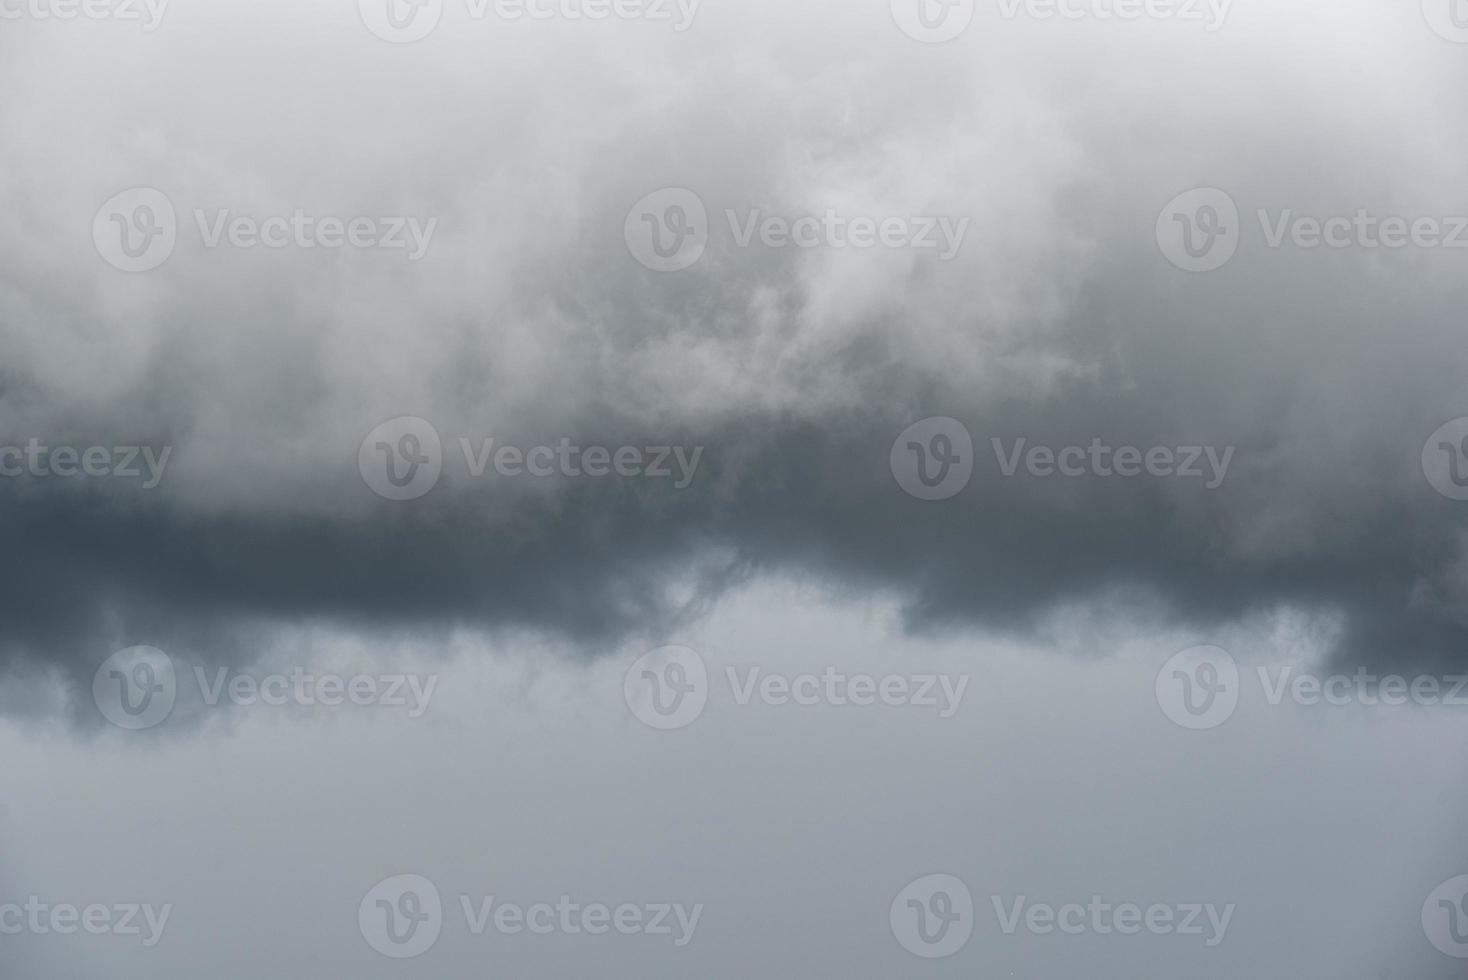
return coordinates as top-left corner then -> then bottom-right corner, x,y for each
6,16 -> 1468,707
6,368 -> 1468,713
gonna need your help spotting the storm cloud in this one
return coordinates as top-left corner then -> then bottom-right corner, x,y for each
4,0 -> 1468,708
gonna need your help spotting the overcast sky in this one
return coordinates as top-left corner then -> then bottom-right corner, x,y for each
3,0 -> 1468,976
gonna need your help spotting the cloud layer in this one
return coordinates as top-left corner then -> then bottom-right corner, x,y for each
5,0 -> 1468,706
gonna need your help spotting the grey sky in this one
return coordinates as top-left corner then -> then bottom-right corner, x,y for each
2,0 -> 1467,976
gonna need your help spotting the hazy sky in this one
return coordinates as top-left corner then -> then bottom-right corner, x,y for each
3,0 -> 1468,976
